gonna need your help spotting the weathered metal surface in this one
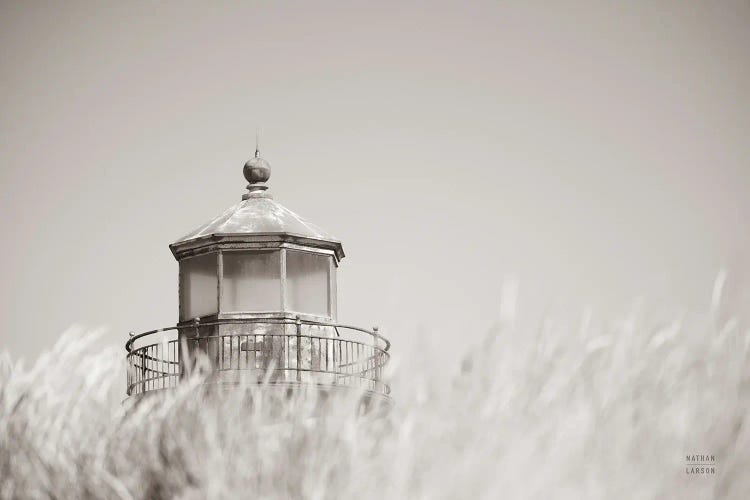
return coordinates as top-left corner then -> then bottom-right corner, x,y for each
173,192 -> 338,246
170,235 -> 344,263
243,155 -> 271,185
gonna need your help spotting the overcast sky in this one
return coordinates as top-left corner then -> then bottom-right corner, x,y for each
1,0 -> 748,362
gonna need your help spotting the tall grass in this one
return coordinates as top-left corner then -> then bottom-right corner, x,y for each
1,295 -> 748,499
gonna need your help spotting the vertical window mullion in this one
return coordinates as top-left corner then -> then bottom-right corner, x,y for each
280,248 -> 287,313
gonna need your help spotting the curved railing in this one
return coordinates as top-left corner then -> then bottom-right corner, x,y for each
125,318 -> 390,398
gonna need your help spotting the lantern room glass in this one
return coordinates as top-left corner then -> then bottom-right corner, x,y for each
286,250 -> 331,317
222,250 -> 281,312
179,253 -> 218,321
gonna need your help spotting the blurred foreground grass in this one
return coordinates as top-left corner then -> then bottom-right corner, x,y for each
1,298 -> 748,499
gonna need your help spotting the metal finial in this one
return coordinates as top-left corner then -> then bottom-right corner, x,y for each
243,129 -> 271,199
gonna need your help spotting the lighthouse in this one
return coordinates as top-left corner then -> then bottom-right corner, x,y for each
125,148 -> 391,401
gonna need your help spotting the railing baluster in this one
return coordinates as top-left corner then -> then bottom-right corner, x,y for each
332,338 -> 337,385
159,343 -> 163,389
243,335 -> 248,370
296,316 -> 302,383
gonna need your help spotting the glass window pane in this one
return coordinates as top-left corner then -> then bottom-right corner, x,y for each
286,250 -> 330,316
179,253 -> 218,321
222,251 -> 281,311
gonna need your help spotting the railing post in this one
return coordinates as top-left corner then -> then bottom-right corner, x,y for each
140,349 -> 146,394
372,326 -> 379,383
127,332 -> 134,394
193,317 -> 201,374
296,315 -> 302,383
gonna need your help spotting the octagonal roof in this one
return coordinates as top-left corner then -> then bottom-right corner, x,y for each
169,150 -> 344,260
174,192 -> 337,243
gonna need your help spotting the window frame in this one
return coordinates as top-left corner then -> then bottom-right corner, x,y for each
178,251 -> 219,322
219,248 -> 284,314
283,248 -> 334,318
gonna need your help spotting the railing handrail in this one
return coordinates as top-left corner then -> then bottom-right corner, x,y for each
126,318 -> 390,353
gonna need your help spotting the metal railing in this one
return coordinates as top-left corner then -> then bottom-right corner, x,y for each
125,318 -> 390,397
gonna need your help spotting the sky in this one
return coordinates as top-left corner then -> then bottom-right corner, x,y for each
1,0 -> 749,363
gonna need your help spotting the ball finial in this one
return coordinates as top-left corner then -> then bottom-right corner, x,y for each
243,154 -> 271,184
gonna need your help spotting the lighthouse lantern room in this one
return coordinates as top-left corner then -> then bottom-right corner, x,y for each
125,149 -> 390,400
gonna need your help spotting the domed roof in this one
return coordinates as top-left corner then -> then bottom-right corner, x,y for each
172,192 -> 339,243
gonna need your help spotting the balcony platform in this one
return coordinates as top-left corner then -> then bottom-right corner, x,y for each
125,317 -> 391,401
